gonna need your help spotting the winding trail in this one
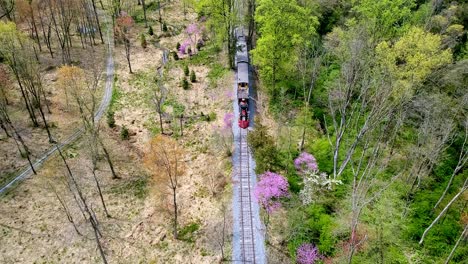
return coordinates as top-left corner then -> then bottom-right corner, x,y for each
0,15 -> 114,194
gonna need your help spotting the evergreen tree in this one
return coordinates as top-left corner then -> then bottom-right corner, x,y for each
190,70 -> 196,83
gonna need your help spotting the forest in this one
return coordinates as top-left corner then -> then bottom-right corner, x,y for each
0,0 -> 467,263
247,0 -> 467,263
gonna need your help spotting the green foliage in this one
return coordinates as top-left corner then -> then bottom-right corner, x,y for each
183,65 -> 189,76
195,0 -> 235,50
203,111 -> 217,122
248,119 -> 284,174
376,27 -> 452,100
162,22 -> 168,32
182,77 -> 189,90
176,42 -> 181,51
190,70 -> 196,82
353,0 -> 415,38
251,0 -> 318,100
148,25 -> 154,36
172,51 -> 179,61
178,222 -> 200,243
287,203 -> 337,258
120,125 -> 129,140
207,63 -> 228,84
107,110 -> 116,128
109,75 -> 121,111
111,176 -> 149,199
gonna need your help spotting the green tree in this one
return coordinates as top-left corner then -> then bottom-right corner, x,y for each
353,0 -> 415,39
376,27 -> 452,100
196,0 -> 237,67
190,70 -> 196,82
251,0 -> 318,101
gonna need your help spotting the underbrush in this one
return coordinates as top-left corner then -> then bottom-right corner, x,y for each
110,175 -> 149,199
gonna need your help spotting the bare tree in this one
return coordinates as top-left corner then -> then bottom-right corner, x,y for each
0,95 -> 36,174
444,224 -> 468,264
433,118 -> 468,210
296,41 -> 324,150
144,135 -> 186,239
55,145 -> 108,264
115,13 -> 134,74
419,177 -> 468,245
151,77 -> 166,135
0,0 -> 14,20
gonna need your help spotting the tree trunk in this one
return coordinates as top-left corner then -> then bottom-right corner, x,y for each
419,177 -> 468,245
125,39 -> 133,73
50,182 -> 82,235
12,68 -> 38,126
158,0 -> 162,30
142,0 -> 148,28
92,168 -> 111,217
0,120 -> 10,137
91,216 -> 108,264
99,141 -> 119,179
36,99 -> 55,143
158,110 -> 164,134
179,115 -> 183,136
173,187 -> 178,239
444,224 -> 467,264
91,0 -> 105,44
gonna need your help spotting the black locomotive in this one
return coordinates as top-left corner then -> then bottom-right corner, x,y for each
235,28 -> 250,129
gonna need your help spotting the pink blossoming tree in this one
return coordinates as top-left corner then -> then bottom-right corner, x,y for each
253,171 -> 289,238
296,243 -> 322,264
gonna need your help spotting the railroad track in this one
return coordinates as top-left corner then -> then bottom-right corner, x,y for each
238,128 -> 256,263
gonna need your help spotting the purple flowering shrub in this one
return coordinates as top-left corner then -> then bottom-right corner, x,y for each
178,23 -> 205,57
296,243 -> 322,264
211,113 -> 234,157
186,23 -> 200,35
253,172 -> 289,213
178,39 -> 191,55
294,152 -> 318,173
223,112 -> 234,131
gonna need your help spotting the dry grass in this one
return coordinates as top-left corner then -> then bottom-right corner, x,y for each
1,1 -> 236,263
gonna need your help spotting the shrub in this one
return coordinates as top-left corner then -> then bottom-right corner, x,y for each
140,34 -> 147,49
287,204 -> 337,258
148,25 -> 154,36
162,22 -> 168,32
120,125 -> 129,140
107,111 -> 116,128
187,47 -> 192,55
296,243 -> 321,264
178,222 -> 200,242
196,39 -> 204,51
182,77 -> 189,90
184,65 -> 189,76
176,42 -> 181,51
172,52 -> 179,61
248,118 -> 284,173
190,70 -> 196,82
204,111 -> 216,121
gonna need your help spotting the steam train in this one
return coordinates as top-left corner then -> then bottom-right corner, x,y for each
235,28 -> 250,129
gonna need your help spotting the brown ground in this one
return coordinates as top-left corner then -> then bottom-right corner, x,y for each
1,1 -> 235,263
0,31 -> 107,181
